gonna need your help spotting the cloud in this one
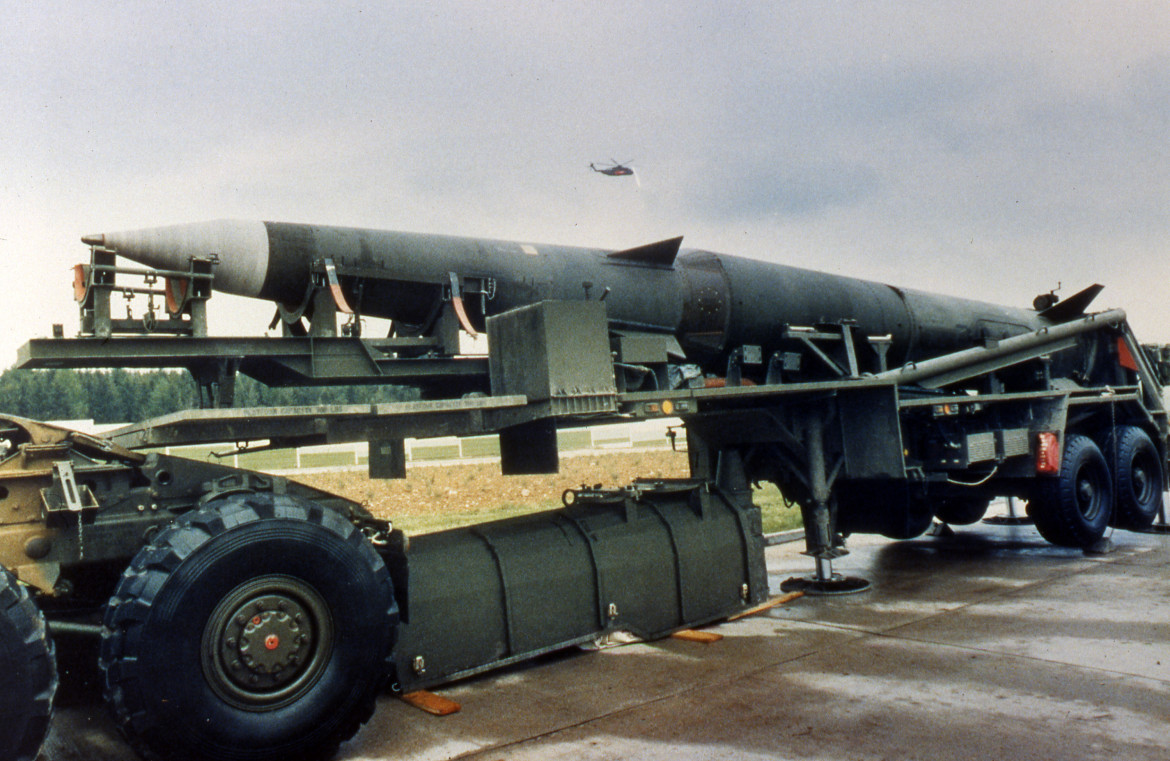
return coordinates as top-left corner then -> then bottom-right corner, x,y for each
678,158 -> 882,221
2,1 -> 1170,367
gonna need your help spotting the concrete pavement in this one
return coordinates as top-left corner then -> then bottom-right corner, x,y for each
42,515 -> 1170,761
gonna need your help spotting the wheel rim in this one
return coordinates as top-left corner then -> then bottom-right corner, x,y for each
1075,464 -> 1105,521
201,575 -> 333,711
1131,450 -> 1157,503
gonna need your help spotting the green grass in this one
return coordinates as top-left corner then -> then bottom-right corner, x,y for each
459,436 -> 502,458
392,483 -> 804,536
299,451 -> 358,469
754,482 -> 805,533
236,449 -> 298,470
556,429 -> 593,450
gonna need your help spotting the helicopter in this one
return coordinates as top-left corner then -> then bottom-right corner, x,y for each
589,159 -> 635,177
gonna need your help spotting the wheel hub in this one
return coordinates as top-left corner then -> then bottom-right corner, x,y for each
1075,468 -> 1103,519
1133,463 -> 1151,499
202,576 -> 332,710
1077,478 -> 1095,506
228,596 -> 312,683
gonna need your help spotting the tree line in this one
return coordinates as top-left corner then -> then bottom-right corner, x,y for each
0,368 -> 416,424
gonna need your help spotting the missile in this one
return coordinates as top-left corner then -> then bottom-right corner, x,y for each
81,220 -> 1091,377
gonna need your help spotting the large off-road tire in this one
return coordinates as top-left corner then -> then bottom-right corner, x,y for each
100,493 -> 398,761
1027,434 -> 1113,548
0,565 -> 57,761
1101,426 -> 1163,530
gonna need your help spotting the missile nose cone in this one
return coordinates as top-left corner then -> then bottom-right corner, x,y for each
80,220 -> 272,299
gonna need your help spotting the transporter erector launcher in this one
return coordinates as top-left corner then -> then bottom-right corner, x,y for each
81,220 -> 1099,382
64,217 -> 1170,572
3,213 -> 1164,761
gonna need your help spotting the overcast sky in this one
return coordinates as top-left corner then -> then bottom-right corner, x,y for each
2,1 -> 1168,366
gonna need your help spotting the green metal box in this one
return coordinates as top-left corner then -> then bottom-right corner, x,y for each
487,301 -> 617,414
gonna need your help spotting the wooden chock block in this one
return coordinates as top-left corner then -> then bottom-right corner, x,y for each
726,591 -> 805,622
670,629 -> 724,644
400,690 -> 462,716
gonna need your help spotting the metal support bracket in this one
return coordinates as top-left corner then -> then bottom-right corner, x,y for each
775,322 -> 886,381
76,247 -> 215,338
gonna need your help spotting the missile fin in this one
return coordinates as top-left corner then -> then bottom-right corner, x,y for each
607,236 -> 683,267
1039,284 -> 1104,323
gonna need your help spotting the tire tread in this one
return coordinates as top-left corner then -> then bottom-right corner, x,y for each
1028,434 -> 1112,548
0,565 -> 57,761
100,492 -> 397,761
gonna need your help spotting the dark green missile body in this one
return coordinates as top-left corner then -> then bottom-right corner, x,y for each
84,220 -> 1058,374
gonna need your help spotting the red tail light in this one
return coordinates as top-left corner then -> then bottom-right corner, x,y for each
1035,432 -> 1061,474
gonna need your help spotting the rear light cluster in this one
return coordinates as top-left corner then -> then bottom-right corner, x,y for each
1035,431 -> 1061,474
